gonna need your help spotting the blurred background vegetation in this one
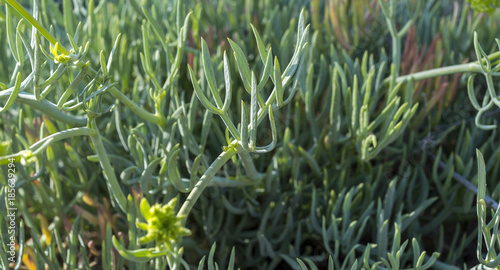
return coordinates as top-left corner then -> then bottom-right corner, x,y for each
1,0 -> 500,269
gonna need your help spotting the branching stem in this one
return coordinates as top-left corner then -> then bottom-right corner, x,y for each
383,52 -> 500,86
238,150 -> 263,181
0,127 -> 94,164
177,145 -> 240,224
0,91 -> 88,125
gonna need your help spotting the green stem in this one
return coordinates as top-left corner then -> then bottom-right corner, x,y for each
0,127 -> 94,164
391,35 -> 401,81
89,119 -> 128,212
171,176 -> 257,188
238,150 -> 263,181
383,51 -> 500,86
378,0 -> 401,83
177,146 -> 239,223
385,63 -> 483,86
0,92 -> 88,126
5,0 -> 163,126
30,126 -> 95,150
220,113 -> 240,140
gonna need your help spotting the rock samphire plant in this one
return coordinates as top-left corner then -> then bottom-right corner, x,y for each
1,0 -> 500,269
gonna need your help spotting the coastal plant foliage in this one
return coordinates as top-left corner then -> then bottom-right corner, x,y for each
0,0 -> 500,269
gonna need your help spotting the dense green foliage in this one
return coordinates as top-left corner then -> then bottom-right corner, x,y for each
1,0 -> 500,269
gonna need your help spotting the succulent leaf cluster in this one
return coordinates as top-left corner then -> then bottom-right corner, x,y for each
136,198 -> 190,247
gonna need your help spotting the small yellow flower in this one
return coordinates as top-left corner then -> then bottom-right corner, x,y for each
50,43 -> 70,63
136,198 -> 190,250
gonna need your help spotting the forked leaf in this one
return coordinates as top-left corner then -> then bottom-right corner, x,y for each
208,242 -> 217,270
255,106 -> 277,153
249,72 -> 258,151
298,145 -> 321,176
296,8 -> 305,49
257,49 -> 273,92
107,33 -> 122,72
73,22 -> 82,45
168,146 -> 190,193
274,57 -> 283,107
228,247 -> 236,270
16,27 -> 34,66
15,23 -> 25,67
201,38 -> 220,103
222,51 -> 231,112
297,258 -> 308,270
33,33 -> 42,99
0,72 -> 21,112
66,31 -> 78,51
240,101 -> 249,151
38,62 -> 67,90
250,24 -> 267,65
141,23 -> 153,74
57,61 -> 89,109
477,149 -> 486,202
100,50 -> 108,78
188,65 -> 221,114
6,5 -> 20,63
474,32 -> 491,73
198,256 -> 207,270
63,0 -> 75,35
228,38 -> 252,93
142,7 -> 167,48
